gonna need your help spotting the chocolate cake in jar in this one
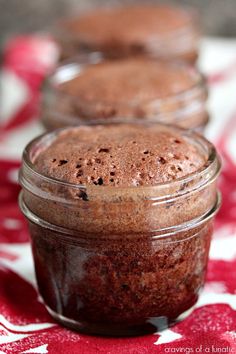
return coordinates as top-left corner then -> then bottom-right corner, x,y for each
19,123 -> 221,336
55,4 -> 200,63
42,57 -> 208,131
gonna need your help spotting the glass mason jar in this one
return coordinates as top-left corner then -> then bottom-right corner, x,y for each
54,5 -> 200,64
40,55 -> 209,132
19,125 -> 221,336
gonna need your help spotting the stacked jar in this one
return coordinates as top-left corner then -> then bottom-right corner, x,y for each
40,4 -> 209,132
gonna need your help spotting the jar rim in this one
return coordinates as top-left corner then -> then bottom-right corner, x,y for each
19,190 -> 221,240
43,53 -> 207,126
50,53 -> 206,101
20,123 -> 221,202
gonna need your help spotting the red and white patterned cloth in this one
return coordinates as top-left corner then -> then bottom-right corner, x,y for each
0,37 -> 236,354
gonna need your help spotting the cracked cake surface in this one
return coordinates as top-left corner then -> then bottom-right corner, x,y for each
34,124 -> 206,187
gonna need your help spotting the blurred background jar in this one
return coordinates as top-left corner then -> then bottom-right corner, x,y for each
54,4 -> 200,63
2,0 -> 236,56
41,54 -> 208,131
